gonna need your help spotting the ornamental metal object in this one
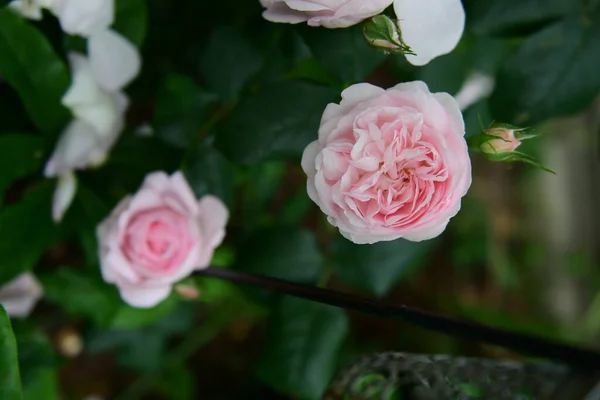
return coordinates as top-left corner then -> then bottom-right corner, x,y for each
324,353 -> 600,400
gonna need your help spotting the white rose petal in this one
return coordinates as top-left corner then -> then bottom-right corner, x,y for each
454,72 -> 495,111
52,171 -> 78,222
62,53 -> 120,136
8,0 -> 45,20
88,29 -> 141,92
394,0 -> 465,66
52,0 -> 114,37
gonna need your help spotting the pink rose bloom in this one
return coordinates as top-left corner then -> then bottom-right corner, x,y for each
97,171 -> 228,308
481,128 -> 521,154
301,81 -> 471,244
259,0 -> 393,28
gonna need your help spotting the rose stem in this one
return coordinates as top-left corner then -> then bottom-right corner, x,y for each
195,267 -> 600,369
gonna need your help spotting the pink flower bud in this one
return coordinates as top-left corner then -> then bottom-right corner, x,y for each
480,128 -> 521,154
175,284 -> 200,300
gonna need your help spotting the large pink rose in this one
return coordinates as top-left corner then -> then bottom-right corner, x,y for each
259,0 -> 393,29
97,171 -> 228,308
301,81 -> 471,244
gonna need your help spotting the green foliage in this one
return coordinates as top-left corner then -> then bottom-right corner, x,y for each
12,323 -> 58,400
0,182 -> 61,284
236,227 -> 325,283
201,26 -> 264,102
153,74 -> 218,148
257,296 -> 349,400
0,134 -> 44,205
0,9 -> 70,133
490,9 -> 600,125
3,0 -> 600,398
0,307 -> 23,400
467,0 -> 573,36
41,267 -> 178,329
113,0 -> 149,47
301,25 -> 387,84
216,80 -> 338,164
332,237 -> 436,296
86,303 -> 198,372
182,136 -> 235,209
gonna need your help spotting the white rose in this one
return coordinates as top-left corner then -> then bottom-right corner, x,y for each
52,0 -> 114,37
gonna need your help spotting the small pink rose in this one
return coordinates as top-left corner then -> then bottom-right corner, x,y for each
259,0 -> 393,29
97,171 -> 228,308
481,128 -> 521,154
301,81 -> 472,244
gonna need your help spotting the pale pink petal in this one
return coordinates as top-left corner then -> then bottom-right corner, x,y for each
286,0 -> 332,11
334,0 -> 393,20
262,2 -> 310,24
301,141 -> 321,176
340,83 -> 386,109
119,285 -> 171,308
198,195 -> 229,248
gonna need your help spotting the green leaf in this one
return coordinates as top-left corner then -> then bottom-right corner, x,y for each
236,227 -> 324,283
238,161 -> 286,228
279,186 -> 312,225
158,365 -> 196,400
61,184 -> 110,267
0,134 -> 44,203
216,80 -> 337,164
490,12 -> 600,125
87,303 -> 197,372
153,74 -> 218,148
182,136 -> 235,209
0,182 -> 61,284
22,369 -> 57,400
0,306 -> 23,400
0,8 -> 70,133
332,237 -> 436,296
113,0 -> 148,47
41,267 -> 179,329
40,268 -> 121,326
467,0 -> 573,36
257,296 -> 348,400
201,26 -> 263,102
301,25 -> 387,84
12,323 -> 56,390
417,34 -> 510,96
110,294 -> 179,330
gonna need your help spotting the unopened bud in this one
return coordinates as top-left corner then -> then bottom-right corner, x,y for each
480,126 -> 522,155
467,123 -> 554,173
362,15 -> 414,55
175,283 -> 200,300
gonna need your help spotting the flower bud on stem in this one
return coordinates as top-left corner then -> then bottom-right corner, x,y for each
467,122 -> 555,174
362,15 -> 415,56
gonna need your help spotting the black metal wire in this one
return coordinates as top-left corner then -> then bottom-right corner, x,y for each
194,267 -> 600,369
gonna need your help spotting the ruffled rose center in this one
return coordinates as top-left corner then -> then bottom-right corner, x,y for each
122,207 -> 194,275
326,107 -> 449,228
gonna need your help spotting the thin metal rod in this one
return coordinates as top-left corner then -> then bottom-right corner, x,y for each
195,267 -> 600,369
